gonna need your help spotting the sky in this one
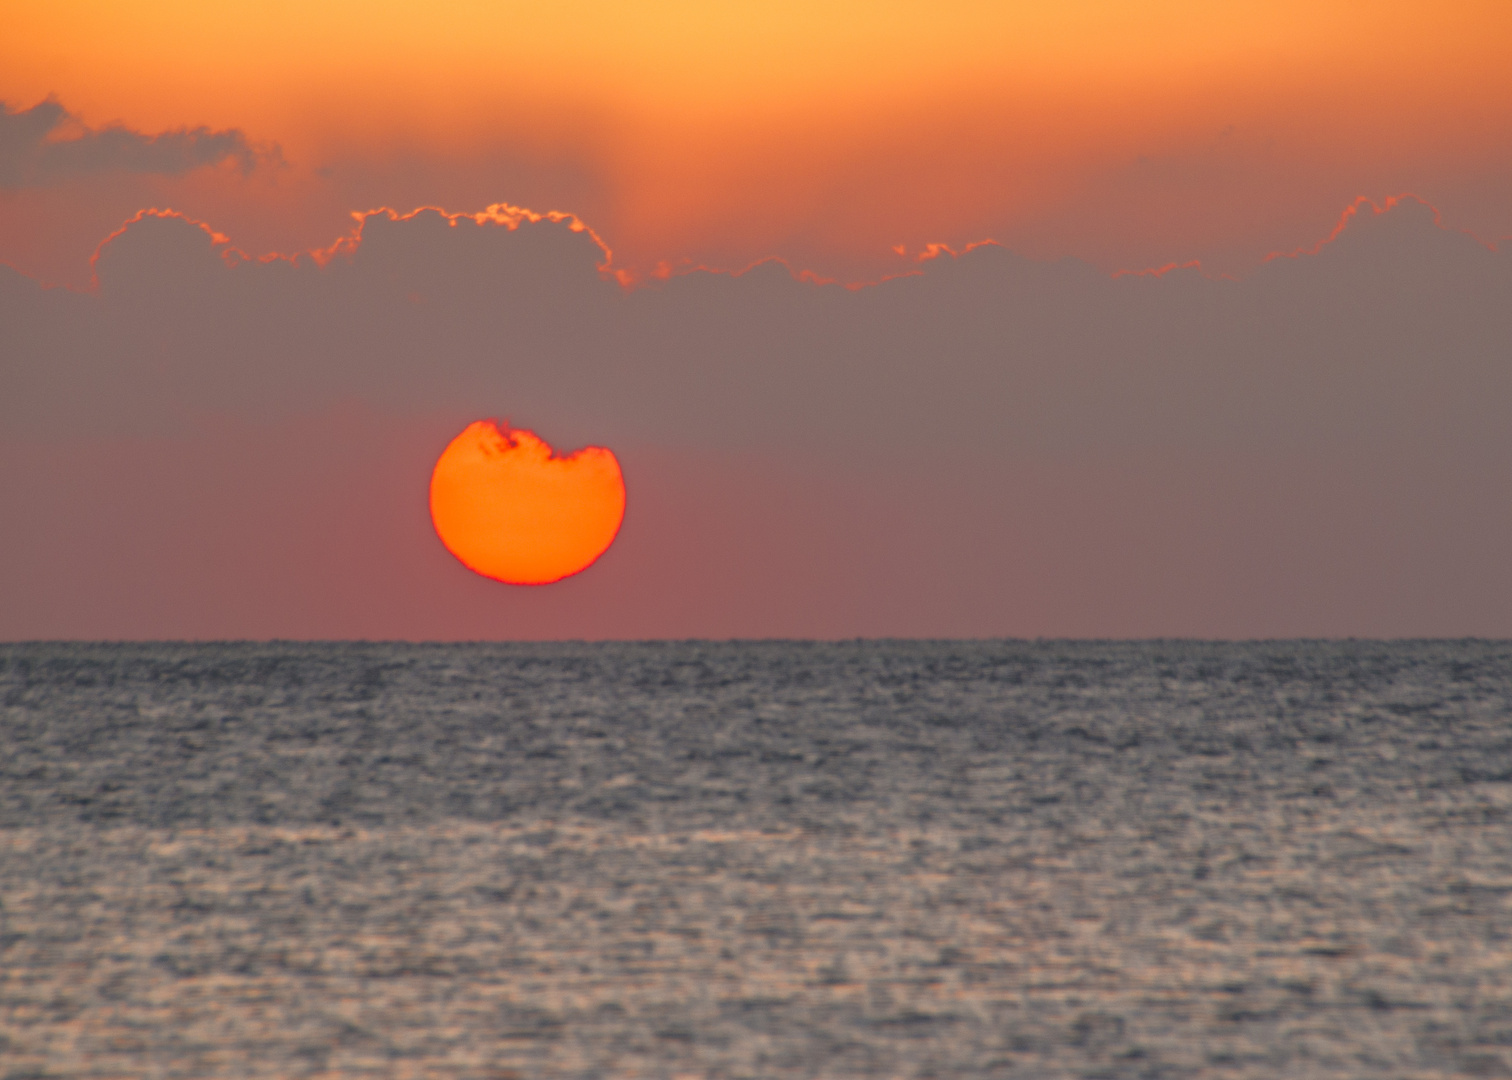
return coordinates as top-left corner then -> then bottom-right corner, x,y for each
2,1 -> 1511,639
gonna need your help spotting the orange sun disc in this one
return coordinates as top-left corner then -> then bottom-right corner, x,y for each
429,420 -> 626,585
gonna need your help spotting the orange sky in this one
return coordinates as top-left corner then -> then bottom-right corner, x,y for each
3,0 -> 1511,285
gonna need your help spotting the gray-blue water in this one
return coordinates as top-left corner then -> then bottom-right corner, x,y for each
2,640 -> 1510,1078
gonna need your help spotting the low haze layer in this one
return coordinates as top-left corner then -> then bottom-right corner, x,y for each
3,196 -> 1509,638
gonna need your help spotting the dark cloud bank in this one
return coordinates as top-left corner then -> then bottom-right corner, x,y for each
2,199 -> 1509,638
0,99 -> 269,189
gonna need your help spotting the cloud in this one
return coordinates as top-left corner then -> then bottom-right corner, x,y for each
12,195 -> 1504,459
2,196 -> 1510,638
0,98 -> 275,189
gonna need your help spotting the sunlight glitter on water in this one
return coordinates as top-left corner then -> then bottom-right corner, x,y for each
2,641 -> 1510,1077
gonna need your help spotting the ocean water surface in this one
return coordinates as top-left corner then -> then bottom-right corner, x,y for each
2,640 -> 1510,1078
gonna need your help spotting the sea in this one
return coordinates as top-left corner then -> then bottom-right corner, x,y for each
1,640 -> 1510,1079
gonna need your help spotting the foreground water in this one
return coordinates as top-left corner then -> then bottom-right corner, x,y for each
1,640 -> 1510,1078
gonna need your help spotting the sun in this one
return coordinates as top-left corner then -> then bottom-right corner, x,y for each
429,420 -> 626,585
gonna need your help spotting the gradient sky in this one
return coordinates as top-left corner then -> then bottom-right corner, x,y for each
5,0 -> 1511,285
2,1 -> 1511,638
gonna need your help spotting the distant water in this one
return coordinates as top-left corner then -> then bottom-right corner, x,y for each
2,641 -> 1511,1079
